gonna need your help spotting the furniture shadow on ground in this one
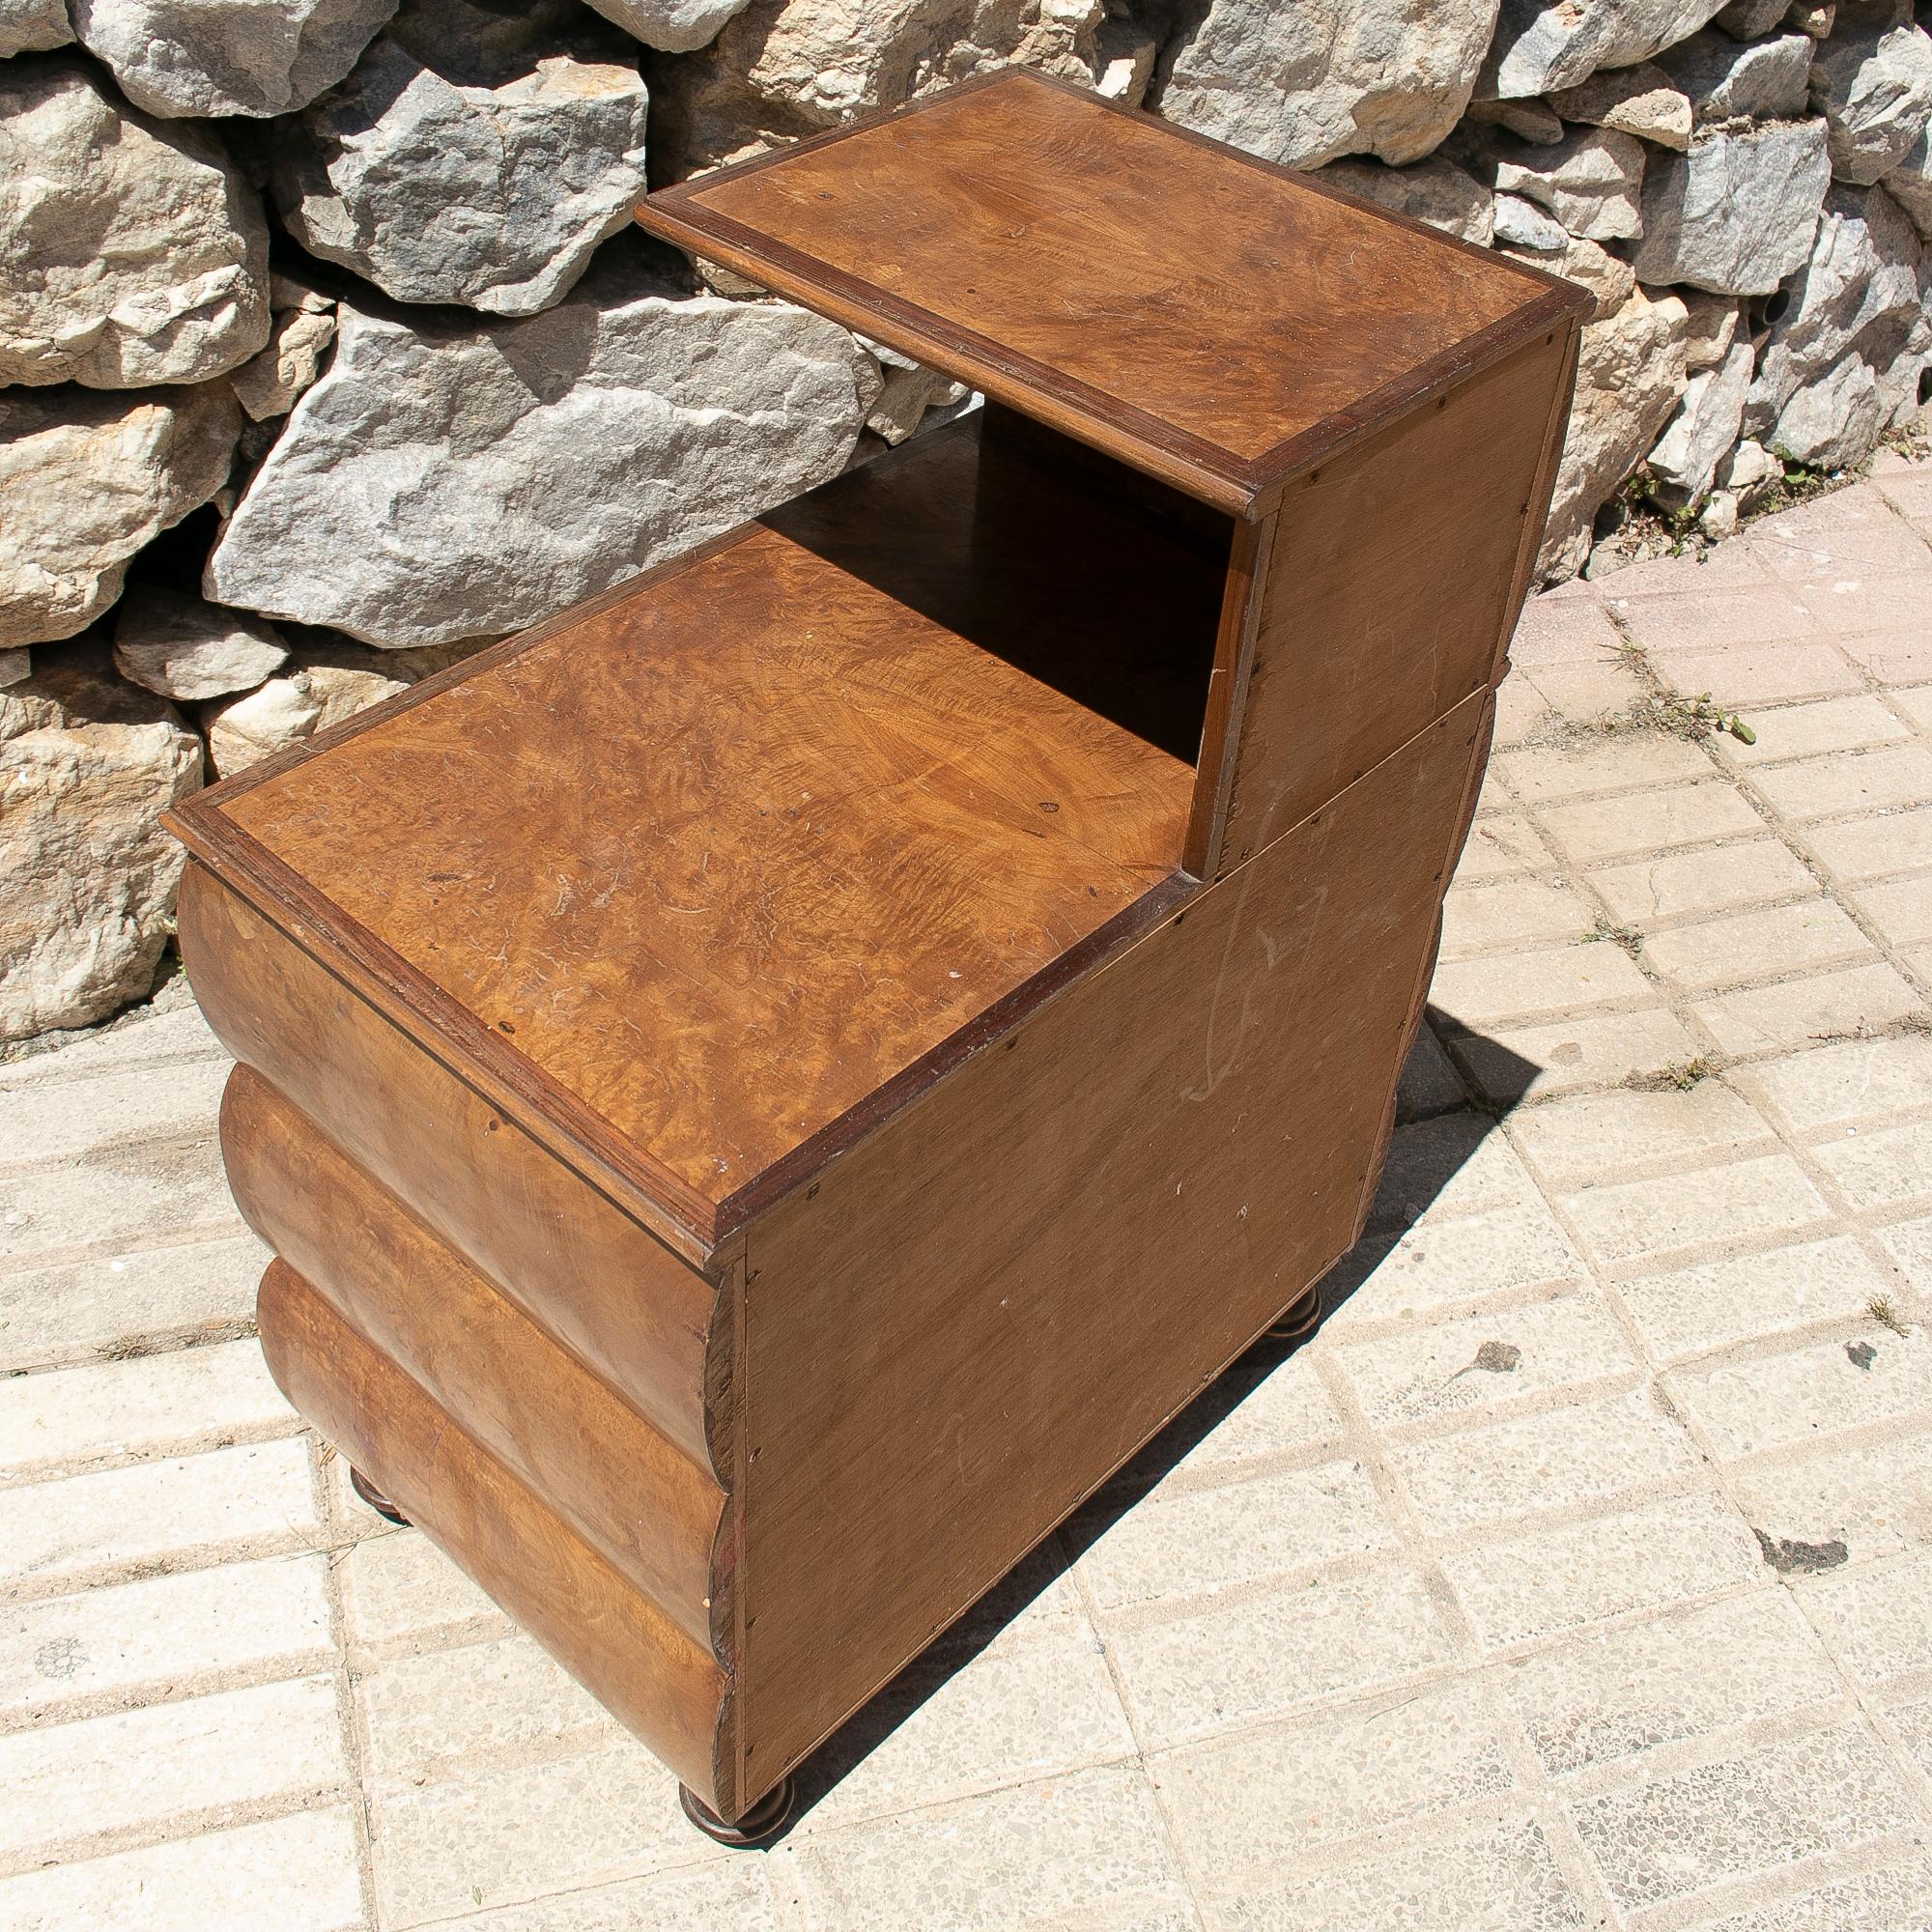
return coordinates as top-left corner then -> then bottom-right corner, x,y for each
772,1014 -> 1543,1833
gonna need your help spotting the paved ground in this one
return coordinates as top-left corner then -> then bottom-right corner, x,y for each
5,459 -> 1932,1931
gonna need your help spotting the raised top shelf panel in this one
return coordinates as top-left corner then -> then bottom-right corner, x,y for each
637,70 -> 1588,518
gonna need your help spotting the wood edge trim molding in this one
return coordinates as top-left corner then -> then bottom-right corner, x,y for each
1182,510 -> 1275,880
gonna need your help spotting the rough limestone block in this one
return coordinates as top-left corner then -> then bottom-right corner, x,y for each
1548,62 -> 1691,150
1808,19 -> 1932,185
1491,125 -> 1647,240
70,0 -> 403,118
271,0 -> 650,317
1148,0 -> 1501,170
205,657 -> 409,776
111,586 -> 288,701
205,241 -> 882,647
1483,0 -> 1731,99
1499,233 -> 1634,316
0,644 -> 202,1041
0,58 -> 270,390
580,0 -> 752,53
1649,335 -> 1755,500
650,0 -> 1108,178
0,0 -> 71,55
1656,29 -> 1814,122
1316,154 -> 1496,243
0,384 -> 241,649
1633,119 -> 1832,292
1540,288 -> 1690,579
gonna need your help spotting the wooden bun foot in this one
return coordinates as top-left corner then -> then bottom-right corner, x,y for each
679,1776 -> 794,1847
1264,1285 -> 1321,1344
349,1465 -> 411,1526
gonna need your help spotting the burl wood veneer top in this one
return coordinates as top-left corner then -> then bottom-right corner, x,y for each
638,70 -> 1581,518
173,416 -> 1208,1248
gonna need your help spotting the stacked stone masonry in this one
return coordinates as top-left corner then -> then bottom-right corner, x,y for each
5,0 -> 1932,1037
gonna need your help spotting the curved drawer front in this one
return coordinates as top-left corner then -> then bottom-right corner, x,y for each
225,1065 -> 726,1654
179,862 -> 718,1470
257,1262 -> 731,1806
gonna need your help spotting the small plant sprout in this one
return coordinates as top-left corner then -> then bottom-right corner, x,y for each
1868,1293 -> 1912,1339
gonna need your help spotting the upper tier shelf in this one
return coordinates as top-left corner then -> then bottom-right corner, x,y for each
637,70 -> 1588,520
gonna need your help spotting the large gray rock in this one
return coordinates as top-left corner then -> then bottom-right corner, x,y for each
1633,118 -> 1831,292
1714,0 -> 1790,34
112,584 -> 288,699
1493,191 -> 1570,250
204,651 -> 406,775
1886,121 -> 1932,237
0,0 -> 71,54
1808,20 -> 1932,185
1547,63 -> 1690,150
1316,155 -> 1495,243
1148,0 -> 1500,170
0,642 -> 202,1042
1539,287 -> 1690,579
1656,29 -> 1813,122
0,384 -> 241,649
580,0 -> 751,53
71,0 -> 402,118
651,0 -> 1107,178
206,242 -> 882,648
1483,0 -> 1731,99
271,0 -> 649,317
232,284 -> 337,421
1648,334 -> 1754,499
1745,182 -> 1930,467
1490,126 -> 1647,239
1501,232 -> 1634,315
0,58 -> 270,390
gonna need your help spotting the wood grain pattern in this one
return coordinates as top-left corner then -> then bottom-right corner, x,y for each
732,690 -> 1492,1789
178,865 -> 723,1463
1216,326 -> 1577,875
257,1262 -> 732,1805
640,71 -> 1589,516
207,458 -> 1194,1225
223,1065 -> 726,1653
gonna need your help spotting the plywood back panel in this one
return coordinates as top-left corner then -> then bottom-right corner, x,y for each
732,689 -> 1492,1791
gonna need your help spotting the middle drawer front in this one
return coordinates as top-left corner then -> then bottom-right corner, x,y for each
222,1065 -> 727,1655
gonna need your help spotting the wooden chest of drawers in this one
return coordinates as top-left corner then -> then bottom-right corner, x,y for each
167,70 -> 1586,1840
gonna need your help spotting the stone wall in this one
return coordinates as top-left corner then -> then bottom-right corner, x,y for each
4,0 -> 1930,1040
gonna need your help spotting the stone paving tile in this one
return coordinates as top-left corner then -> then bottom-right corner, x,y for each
1730,1033 -> 1932,1133
1748,489 -> 1932,577
1651,640 -> 1866,708
1695,1854 -> 1932,1932
1447,1007 -> 1700,1105
1892,682 -> 1932,729
1429,939 -> 1655,1029
1512,594 -> 1627,665
0,1807 -> 364,1932
1556,1152 -> 1833,1271
336,1526 -> 508,1652
1100,1563 -> 1460,1752
1507,1082 -> 1777,1191
1394,1022 -> 1465,1123
1791,572 -> 1932,639
1439,877 -> 1593,960
0,1438 -> 319,1598
435,1858 -> 796,1932
1804,802 -> 1932,882
1454,811 -> 1551,881
1441,1489 -> 1765,1651
1211,1811 -> 1590,1932
1671,1330 -> 1932,1460
1690,961 -> 1927,1059
1727,1426 -> 1932,1572
0,1553 -> 332,1723
1320,1197 -> 1586,1322
1394,1384 -> 1702,1536
0,1339 -> 292,1476
1795,1547 -> 1932,1695
1606,583 -> 1818,652
1502,1591 -> 1843,1782
1494,731 -> 1712,804
1566,1723 -> 1919,1916
1620,1237 -> 1899,1364
1520,657 -> 1647,723
1808,1119 -> 1932,1213
1328,1291 -> 1638,1431
1720,693 -> 1913,766
1750,744 -> 1932,823
0,1000 -> 223,1090
1151,1677 -> 1517,1889
0,1058 -> 233,1170
1643,898 -> 1874,995
1537,780 -> 1769,865
1589,838 -> 1818,930
793,1766 -> 1197,1932
0,1674 -> 345,1866
1833,627 -> 1932,687
0,1231 -> 268,1374
1073,1457 -> 1393,1613
1492,668 -> 1552,747
1167,1348 -> 1345,1477
0,1135 -> 242,1266
1851,873 -> 1932,948
1876,1212 -> 1932,1293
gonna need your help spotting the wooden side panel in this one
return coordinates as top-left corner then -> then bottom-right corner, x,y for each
1216,326 -> 1577,874
222,1066 -> 725,1653
177,865 -> 719,1469
735,691 -> 1492,1790
257,1263 -> 730,1804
